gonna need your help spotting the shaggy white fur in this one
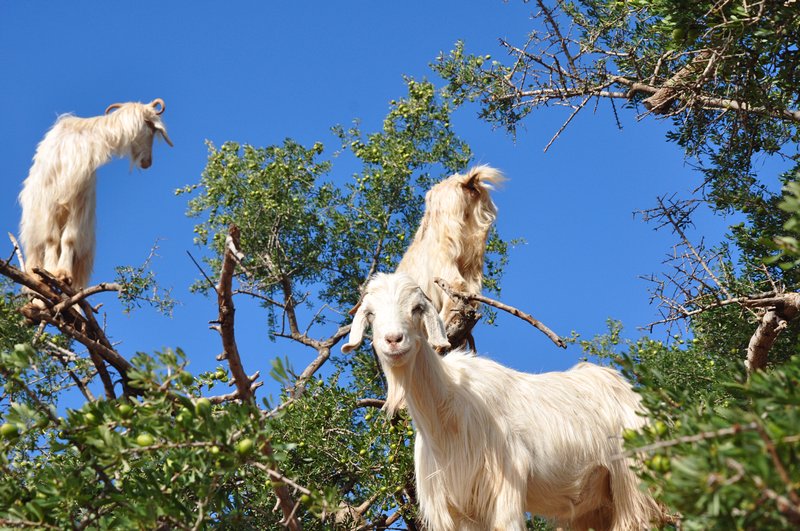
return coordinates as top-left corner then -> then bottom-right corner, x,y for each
396,165 -> 503,328
343,272 -> 664,531
18,99 -> 172,289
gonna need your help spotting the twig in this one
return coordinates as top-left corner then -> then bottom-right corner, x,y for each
51,282 -> 123,314
434,278 -> 566,349
725,459 -> 800,526
207,379 -> 264,404
356,398 -> 386,409
754,420 -> 800,506
622,421 -> 759,457
46,342 -> 96,401
186,250 -> 218,294
543,95 -> 591,152
250,462 -> 312,496
7,233 -> 25,270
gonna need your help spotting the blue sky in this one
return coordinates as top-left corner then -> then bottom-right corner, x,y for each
0,2 -> 735,401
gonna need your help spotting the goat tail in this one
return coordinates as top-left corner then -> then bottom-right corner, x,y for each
606,454 -> 663,530
465,164 -> 507,190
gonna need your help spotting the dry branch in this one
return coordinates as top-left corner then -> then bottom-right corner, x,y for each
641,51 -> 712,114
744,293 -> 800,373
212,224 -> 303,531
434,277 -> 566,349
0,259 -> 134,398
7,233 -> 25,270
636,198 -> 800,373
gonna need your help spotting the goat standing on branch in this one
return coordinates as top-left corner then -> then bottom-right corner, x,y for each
18,98 -> 173,290
396,165 -> 504,334
343,273 -> 665,531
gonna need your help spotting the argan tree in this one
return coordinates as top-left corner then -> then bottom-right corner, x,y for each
435,1 -> 800,527
0,79 -> 521,530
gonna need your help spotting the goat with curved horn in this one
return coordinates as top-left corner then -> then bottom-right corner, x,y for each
18,98 -> 174,293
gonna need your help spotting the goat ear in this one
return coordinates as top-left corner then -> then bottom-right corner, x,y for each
462,171 -> 479,191
342,303 -> 367,353
152,122 -> 174,147
421,299 -> 450,351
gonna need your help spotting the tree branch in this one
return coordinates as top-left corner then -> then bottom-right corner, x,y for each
51,283 -> 123,314
434,278 -> 566,349
745,292 -> 800,374
7,233 -> 25,270
212,224 -> 302,531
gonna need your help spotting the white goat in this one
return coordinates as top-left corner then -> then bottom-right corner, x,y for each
343,273 -> 664,531
18,99 -> 173,289
396,165 -> 503,328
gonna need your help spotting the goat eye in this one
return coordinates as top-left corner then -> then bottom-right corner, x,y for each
364,311 -> 374,323
412,304 -> 425,314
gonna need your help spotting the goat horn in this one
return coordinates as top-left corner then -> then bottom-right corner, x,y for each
149,98 -> 166,115
159,129 -> 175,148
348,300 -> 362,316
104,103 -> 123,115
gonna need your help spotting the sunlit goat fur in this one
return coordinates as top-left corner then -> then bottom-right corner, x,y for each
18,99 -> 172,289
396,165 -> 503,326
343,272 -> 663,531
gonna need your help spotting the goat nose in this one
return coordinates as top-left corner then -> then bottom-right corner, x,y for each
385,333 -> 404,345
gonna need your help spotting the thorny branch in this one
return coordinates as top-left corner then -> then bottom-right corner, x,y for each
466,2 -> 800,154
639,197 -> 800,373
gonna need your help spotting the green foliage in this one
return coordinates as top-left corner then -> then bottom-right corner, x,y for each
114,242 -> 176,316
624,354 -> 800,530
277,377 -> 417,527
0,346 -> 310,529
0,288 -> 91,426
579,317 -> 800,528
583,320 -> 737,407
769,172 -> 800,269
0,281 -> 34,352
178,138 -> 333,291
177,78 -> 491,317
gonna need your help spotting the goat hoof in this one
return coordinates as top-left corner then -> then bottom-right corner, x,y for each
20,301 -> 43,324
53,270 -> 73,286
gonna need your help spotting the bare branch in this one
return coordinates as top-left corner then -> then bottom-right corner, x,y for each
212,224 -> 302,531
543,95 -> 592,153
623,421 -> 760,457
435,277 -> 566,349
215,225 -> 256,402
355,398 -> 386,409
186,250 -> 218,294
51,282 -> 123,314
7,233 -> 25,270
